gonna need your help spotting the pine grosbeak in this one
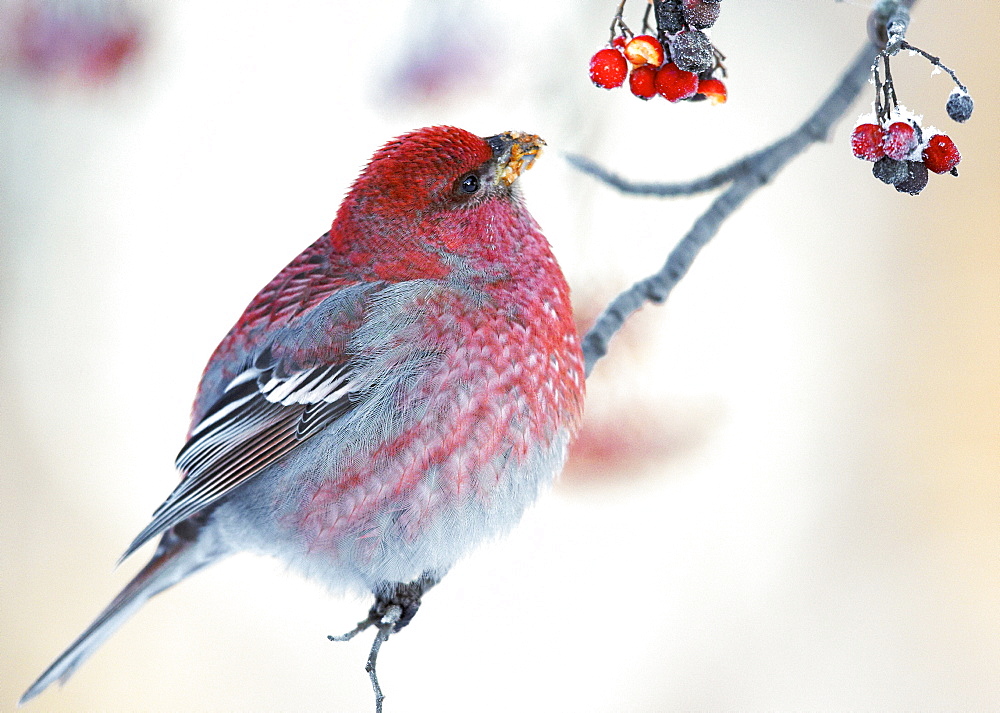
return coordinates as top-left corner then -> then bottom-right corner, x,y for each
22,126 -> 585,704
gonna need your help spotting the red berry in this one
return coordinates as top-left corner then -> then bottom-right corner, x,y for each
697,77 -> 727,105
83,28 -> 142,82
922,134 -> 961,174
611,35 -> 627,51
624,35 -> 665,68
589,47 -> 628,89
850,123 -> 886,161
883,121 -> 918,161
629,65 -> 658,99
655,62 -> 698,102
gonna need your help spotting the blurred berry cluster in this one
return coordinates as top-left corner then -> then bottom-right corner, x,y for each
2,0 -> 145,86
589,0 -> 726,104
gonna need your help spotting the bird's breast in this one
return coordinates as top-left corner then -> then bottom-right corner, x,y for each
280,282 -> 584,584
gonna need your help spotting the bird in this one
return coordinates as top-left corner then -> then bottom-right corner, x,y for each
21,125 -> 586,706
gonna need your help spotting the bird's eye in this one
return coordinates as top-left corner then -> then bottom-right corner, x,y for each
459,173 -> 480,194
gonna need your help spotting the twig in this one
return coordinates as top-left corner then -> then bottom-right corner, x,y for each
364,605 -> 402,713
897,40 -> 968,93
576,1 -> 919,376
610,0 -> 631,43
642,0 -> 653,35
328,605 -> 402,713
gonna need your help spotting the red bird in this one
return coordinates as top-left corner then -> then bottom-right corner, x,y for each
21,126 -> 585,704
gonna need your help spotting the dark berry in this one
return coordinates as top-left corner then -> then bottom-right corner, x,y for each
883,121 -> 918,161
655,62 -> 699,102
922,134 -> 961,174
682,0 -> 721,29
946,90 -> 974,123
670,30 -> 714,74
851,123 -> 886,161
895,160 -> 928,195
867,10 -> 889,46
589,48 -> 628,89
629,65 -> 658,99
655,0 -> 685,35
872,157 -> 908,185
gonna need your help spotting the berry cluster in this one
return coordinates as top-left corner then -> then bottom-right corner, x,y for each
589,0 -> 727,104
851,119 -> 960,195
851,1 -> 973,195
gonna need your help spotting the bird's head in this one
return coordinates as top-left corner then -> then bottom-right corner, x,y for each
330,126 -> 546,277
346,125 -> 543,214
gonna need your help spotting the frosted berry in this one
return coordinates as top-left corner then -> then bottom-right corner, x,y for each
946,90 -> 974,123
883,121 -> 918,161
682,0 -> 721,29
589,48 -> 628,89
851,123 -> 886,161
655,0 -> 685,35
624,35 -> 665,67
872,157 -> 908,186
655,62 -> 699,102
922,134 -> 961,174
629,65 -> 658,100
697,77 -> 727,104
670,30 -> 714,74
895,160 -> 928,195
611,35 -> 627,52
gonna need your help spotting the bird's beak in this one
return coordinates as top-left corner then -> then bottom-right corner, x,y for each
485,131 -> 546,187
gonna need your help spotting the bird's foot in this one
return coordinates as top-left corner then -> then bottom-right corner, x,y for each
328,573 -> 439,713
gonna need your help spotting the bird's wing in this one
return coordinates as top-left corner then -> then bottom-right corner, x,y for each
121,353 -> 356,560
120,281 -> 391,561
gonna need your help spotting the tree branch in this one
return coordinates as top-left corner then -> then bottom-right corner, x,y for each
577,0 -> 919,377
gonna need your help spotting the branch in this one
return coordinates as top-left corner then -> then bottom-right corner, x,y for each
576,1 -> 919,377
565,152 -> 740,197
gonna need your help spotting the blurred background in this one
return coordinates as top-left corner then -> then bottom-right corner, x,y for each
2,0 -> 996,710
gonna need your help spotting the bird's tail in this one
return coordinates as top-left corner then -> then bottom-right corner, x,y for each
20,529 -> 222,706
